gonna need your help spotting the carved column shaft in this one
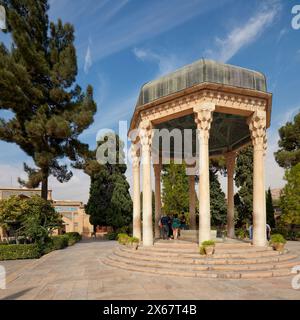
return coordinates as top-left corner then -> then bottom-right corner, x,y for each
131,143 -> 141,241
194,103 -> 215,244
140,120 -> 153,246
153,163 -> 162,239
248,111 -> 267,247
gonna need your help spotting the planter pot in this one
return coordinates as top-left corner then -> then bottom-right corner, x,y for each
272,243 -> 285,252
128,243 -> 139,250
204,245 -> 215,255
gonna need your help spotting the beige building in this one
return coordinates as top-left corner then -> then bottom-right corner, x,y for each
0,187 -> 93,238
0,187 -> 53,201
53,200 -> 93,237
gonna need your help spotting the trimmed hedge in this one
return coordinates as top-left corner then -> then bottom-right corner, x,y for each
64,232 -> 82,246
43,235 -> 68,254
0,244 -> 41,260
43,233 -> 82,254
107,232 -> 118,240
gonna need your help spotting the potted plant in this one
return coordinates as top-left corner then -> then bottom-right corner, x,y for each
270,234 -> 286,252
117,233 -> 129,245
128,236 -> 139,250
200,240 -> 216,256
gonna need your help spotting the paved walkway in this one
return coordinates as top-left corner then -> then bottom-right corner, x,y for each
0,240 -> 300,300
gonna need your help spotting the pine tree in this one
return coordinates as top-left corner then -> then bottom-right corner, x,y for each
0,0 -> 96,199
266,187 -> 275,228
275,111 -> 300,168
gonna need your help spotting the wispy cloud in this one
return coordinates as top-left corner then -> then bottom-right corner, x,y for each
133,48 -> 182,77
206,0 -> 281,62
72,0 -> 232,64
277,28 -> 288,43
84,43 -> 92,74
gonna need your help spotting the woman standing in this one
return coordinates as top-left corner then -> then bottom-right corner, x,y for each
172,214 -> 181,240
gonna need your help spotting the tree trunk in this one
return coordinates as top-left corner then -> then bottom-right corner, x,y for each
41,170 -> 48,200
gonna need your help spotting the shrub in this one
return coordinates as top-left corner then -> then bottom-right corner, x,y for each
129,237 -> 139,244
199,246 -> 206,255
270,234 -> 287,244
0,244 -> 41,260
64,232 -> 82,246
43,235 -> 69,254
272,227 -> 288,238
117,233 -> 130,245
201,240 -> 215,246
235,228 -> 248,239
107,232 -> 118,240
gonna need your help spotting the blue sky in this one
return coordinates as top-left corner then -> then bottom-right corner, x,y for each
0,0 -> 299,202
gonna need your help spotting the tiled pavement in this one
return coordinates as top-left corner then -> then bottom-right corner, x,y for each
0,240 -> 300,300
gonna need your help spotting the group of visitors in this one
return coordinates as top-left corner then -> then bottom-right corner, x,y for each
159,213 -> 187,240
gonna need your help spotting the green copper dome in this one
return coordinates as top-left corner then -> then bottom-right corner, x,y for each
137,59 -> 267,106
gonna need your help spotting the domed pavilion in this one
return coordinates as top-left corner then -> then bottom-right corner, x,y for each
129,59 -> 272,247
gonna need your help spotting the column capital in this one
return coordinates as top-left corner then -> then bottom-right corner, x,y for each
139,120 -> 153,152
247,111 -> 267,150
130,143 -> 140,169
193,103 -> 215,140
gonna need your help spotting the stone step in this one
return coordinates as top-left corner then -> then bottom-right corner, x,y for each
125,246 -> 284,259
116,247 -> 297,265
112,249 -> 300,271
104,256 -> 296,279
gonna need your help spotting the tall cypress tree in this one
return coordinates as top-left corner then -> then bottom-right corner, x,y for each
234,146 -> 253,226
266,187 -> 275,228
210,168 -> 227,226
162,162 -> 189,215
0,0 -> 96,199
82,133 -> 132,232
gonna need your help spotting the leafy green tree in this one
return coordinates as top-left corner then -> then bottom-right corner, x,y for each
0,0 -> 96,199
210,168 -> 227,226
0,195 -> 62,243
234,146 -> 253,226
275,112 -> 300,168
162,161 -> 189,215
21,195 -> 63,244
280,163 -> 300,225
266,187 -> 275,228
0,196 -> 28,231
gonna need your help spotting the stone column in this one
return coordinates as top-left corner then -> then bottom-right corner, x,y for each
154,163 -> 162,239
131,142 -> 141,241
188,175 -> 196,230
225,151 -> 236,238
140,120 -> 153,246
194,103 -> 215,244
248,110 -> 267,247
